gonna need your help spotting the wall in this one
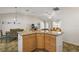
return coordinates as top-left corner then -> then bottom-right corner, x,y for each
0,13 -> 44,35
0,16 -> 1,30
60,8 -> 79,45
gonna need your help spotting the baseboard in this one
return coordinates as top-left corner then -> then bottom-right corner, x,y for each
63,41 -> 79,47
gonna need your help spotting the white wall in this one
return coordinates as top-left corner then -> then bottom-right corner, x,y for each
0,13 -> 43,35
60,8 -> 79,45
0,16 -> 1,30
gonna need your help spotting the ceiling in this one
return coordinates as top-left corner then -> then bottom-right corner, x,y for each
0,7 -> 63,21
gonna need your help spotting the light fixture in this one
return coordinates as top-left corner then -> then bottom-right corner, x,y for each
44,7 -> 60,19
53,7 -> 60,11
14,7 -> 17,21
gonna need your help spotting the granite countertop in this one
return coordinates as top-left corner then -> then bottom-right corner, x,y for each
20,30 -> 63,36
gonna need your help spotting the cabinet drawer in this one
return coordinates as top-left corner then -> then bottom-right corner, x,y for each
36,33 -> 44,36
23,35 -> 36,39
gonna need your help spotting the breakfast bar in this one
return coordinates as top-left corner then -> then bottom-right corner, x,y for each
18,30 -> 63,52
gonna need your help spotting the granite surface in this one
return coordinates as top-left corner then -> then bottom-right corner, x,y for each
21,30 -> 63,36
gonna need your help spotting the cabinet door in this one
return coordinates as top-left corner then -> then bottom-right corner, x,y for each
45,34 -> 56,52
36,33 -> 44,49
45,34 -> 50,51
23,34 -> 36,52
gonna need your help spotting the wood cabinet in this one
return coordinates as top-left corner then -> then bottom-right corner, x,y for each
36,33 -> 44,49
45,34 -> 56,52
23,34 -> 36,52
23,33 -> 56,52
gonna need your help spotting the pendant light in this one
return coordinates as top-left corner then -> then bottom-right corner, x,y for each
14,7 -> 17,24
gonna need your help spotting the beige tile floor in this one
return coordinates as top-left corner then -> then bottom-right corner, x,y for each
63,42 -> 79,52
0,39 -> 18,52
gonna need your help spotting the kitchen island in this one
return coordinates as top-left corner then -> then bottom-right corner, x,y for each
18,30 -> 63,52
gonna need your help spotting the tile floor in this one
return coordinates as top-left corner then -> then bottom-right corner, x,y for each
0,39 -> 18,52
63,42 -> 79,52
